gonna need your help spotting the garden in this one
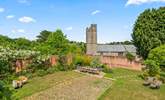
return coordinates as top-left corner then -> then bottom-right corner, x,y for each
0,29 -> 111,100
99,68 -> 165,100
0,7 -> 165,100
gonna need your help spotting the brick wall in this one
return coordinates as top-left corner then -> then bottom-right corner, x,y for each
100,56 -> 142,71
50,55 -> 58,66
15,55 -> 58,73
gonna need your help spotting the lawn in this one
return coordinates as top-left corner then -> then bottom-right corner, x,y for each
13,68 -> 165,100
99,68 -> 165,100
13,71 -> 111,100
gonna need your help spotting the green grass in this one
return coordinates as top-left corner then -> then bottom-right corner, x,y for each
104,68 -> 141,78
13,68 -> 165,100
13,71 -> 83,99
13,71 -> 111,100
99,68 -> 165,100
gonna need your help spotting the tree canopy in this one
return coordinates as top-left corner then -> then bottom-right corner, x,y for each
37,30 -> 52,43
148,45 -> 165,70
46,29 -> 69,55
0,35 -> 14,47
14,38 -> 32,50
132,7 -> 165,59
107,41 -> 133,45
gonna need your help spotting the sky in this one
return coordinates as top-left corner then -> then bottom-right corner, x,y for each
0,0 -> 165,43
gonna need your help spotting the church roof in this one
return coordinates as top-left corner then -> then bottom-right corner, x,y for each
97,44 -> 136,53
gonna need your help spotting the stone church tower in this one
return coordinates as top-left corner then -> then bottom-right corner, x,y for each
86,24 -> 97,55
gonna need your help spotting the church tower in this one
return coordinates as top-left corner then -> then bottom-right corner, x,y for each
86,24 -> 97,55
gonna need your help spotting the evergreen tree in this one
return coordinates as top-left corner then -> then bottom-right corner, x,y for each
132,7 -> 165,59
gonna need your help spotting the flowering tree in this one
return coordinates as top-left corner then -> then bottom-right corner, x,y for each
0,46 -> 50,76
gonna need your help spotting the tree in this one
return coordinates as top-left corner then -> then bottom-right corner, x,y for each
144,60 -> 160,77
37,30 -> 52,42
0,35 -> 14,47
132,7 -> 165,59
14,38 -> 32,50
148,45 -> 165,71
69,41 -> 86,54
107,41 -> 133,45
46,29 -> 69,55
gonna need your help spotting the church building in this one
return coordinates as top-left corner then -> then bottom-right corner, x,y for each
86,24 -> 137,56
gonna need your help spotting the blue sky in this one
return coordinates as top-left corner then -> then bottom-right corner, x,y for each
0,0 -> 165,43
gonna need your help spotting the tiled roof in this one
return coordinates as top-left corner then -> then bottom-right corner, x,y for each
97,44 -> 136,53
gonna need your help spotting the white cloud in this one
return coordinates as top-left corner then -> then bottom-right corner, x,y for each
6,15 -> 15,19
65,27 -> 73,31
17,29 -> 25,33
0,7 -> 5,13
126,0 -> 165,6
12,29 -> 25,33
18,16 -> 36,23
91,10 -> 101,15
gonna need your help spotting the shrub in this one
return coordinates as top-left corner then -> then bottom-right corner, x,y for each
74,55 -> 84,66
83,55 -> 93,66
144,60 -> 160,77
140,71 -> 149,79
0,81 -> 13,100
160,72 -> 165,77
102,64 -> 112,73
90,57 -> 101,68
148,45 -> 165,71
58,54 -> 75,71
46,65 -> 63,74
19,70 -> 34,79
159,76 -> 165,84
126,52 -> 135,61
36,69 -> 47,77
0,60 -> 12,78
74,55 -> 92,66
4,74 -> 18,84
46,67 -> 56,74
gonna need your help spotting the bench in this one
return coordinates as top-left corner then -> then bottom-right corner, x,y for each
79,67 -> 100,75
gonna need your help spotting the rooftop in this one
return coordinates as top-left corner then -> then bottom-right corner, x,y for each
97,44 -> 136,53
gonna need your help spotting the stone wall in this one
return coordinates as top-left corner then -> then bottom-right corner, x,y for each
100,55 -> 142,71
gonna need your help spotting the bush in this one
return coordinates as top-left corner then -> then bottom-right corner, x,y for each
90,57 -> 101,68
148,45 -> 165,71
102,64 -> 112,73
58,55 -> 75,71
74,55 -> 84,66
19,70 -> 34,79
159,76 -> 165,84
0,60 -> 12,77
46,67 -> 56,74
144,60 -> 160,77
74,55 -> 92,66
160,72 -> 165,77
83,55 -> 93,66
126,52 -> 135,61
2,74 -> 17,85
0,81 -> 13,100
36,69 -> 48,77
140,71 -> 149,79
46,66 -> 61,74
